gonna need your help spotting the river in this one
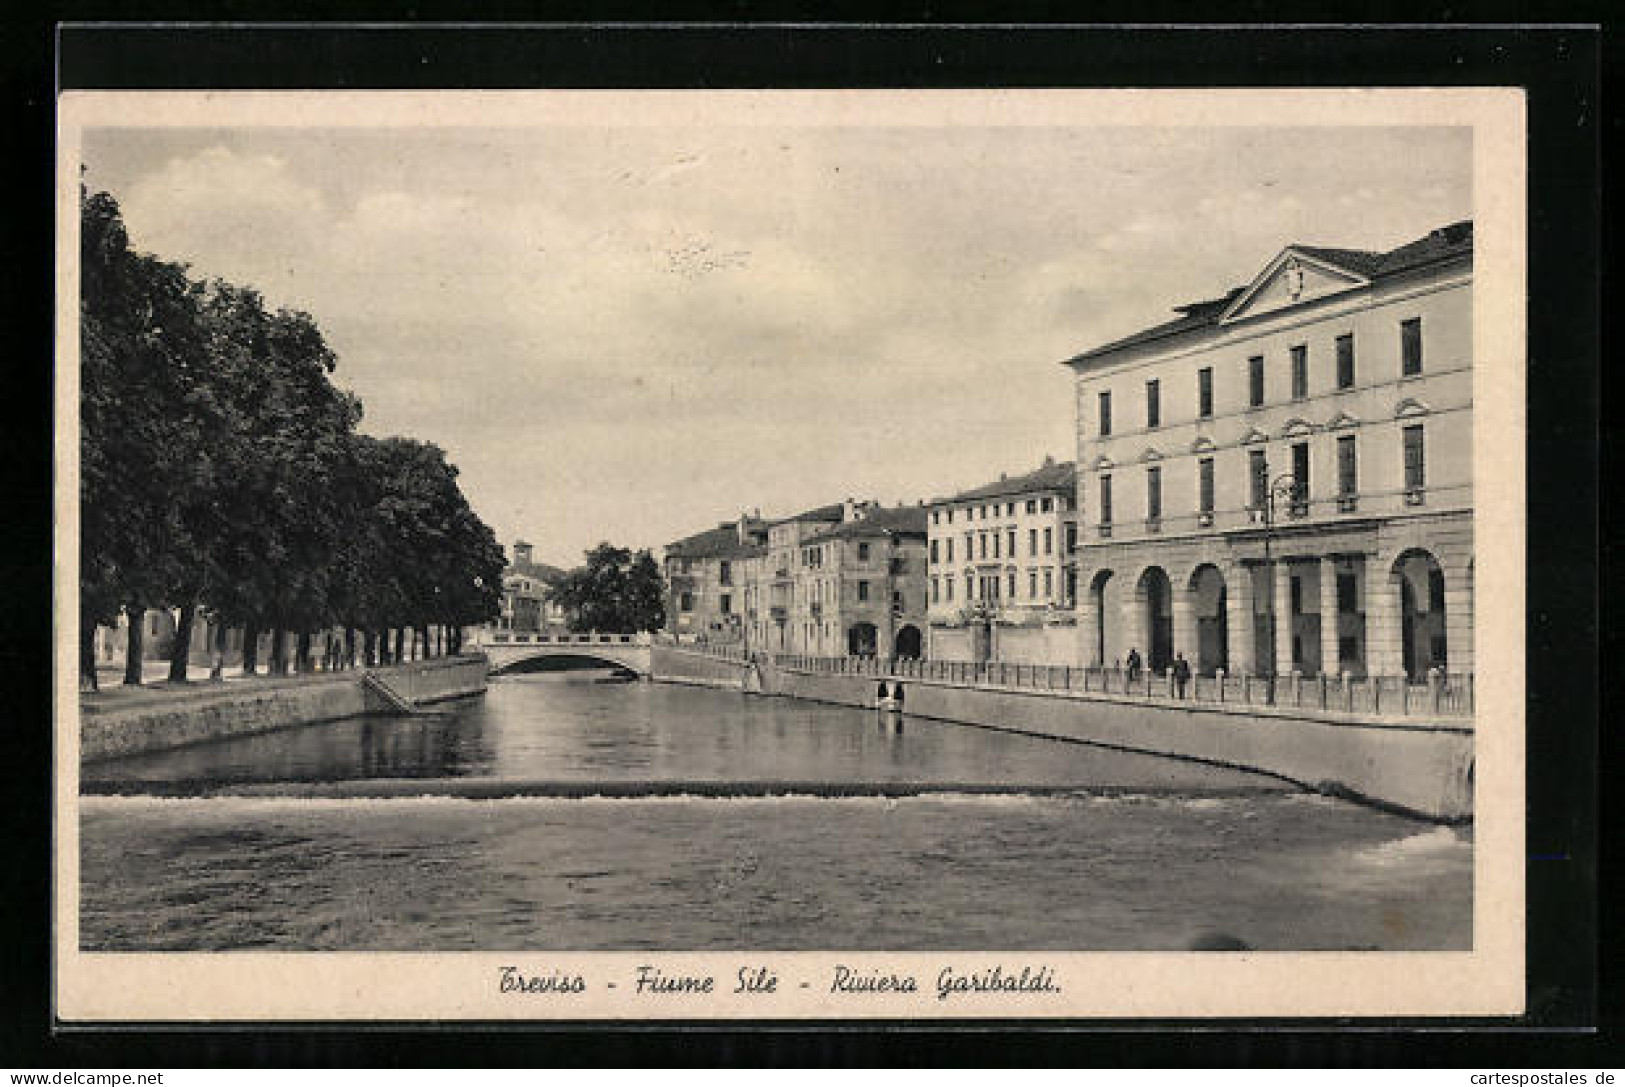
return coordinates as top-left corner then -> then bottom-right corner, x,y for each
79,672 -> 1472,951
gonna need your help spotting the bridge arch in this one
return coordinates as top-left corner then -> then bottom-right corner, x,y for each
488,650 -> 647,677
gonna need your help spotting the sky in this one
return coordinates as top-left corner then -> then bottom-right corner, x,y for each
83,120 -> 1471,568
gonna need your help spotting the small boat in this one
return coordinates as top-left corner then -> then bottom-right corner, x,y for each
875,679 -> 905,713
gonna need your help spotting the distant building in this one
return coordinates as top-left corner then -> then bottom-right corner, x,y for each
790,502 -> 930,659
1065,221 -> 1473,680
663,514 -> 769,642
925,457 -> 1080,663
495,539 -> 569,633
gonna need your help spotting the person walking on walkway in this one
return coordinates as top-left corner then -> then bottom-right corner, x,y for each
1126,647 -> 1142,685
1173,653 -> 1191,699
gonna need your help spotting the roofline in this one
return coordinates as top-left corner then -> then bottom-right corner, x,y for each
1060,244 -> 1472,372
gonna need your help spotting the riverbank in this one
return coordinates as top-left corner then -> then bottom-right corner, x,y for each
80,655 -> 488,761
648,647 -> 1473,822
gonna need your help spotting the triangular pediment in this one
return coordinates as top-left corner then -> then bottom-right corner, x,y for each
1281,417 -> 1317,439
1395,398 -> 1431,419
1241,427 -> 1270,445
1139,447 -> 1164,463
1219,248 -> 1371,325
1327,411 -> 1360,430
1091,454 -> 1115,471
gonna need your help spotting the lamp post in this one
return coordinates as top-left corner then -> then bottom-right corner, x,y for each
1253,468 -> 1303,704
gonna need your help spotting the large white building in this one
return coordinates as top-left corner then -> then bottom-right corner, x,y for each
1065,221 -> 1474,682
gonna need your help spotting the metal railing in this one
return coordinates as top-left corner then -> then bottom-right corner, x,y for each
767,653 -> 1473,719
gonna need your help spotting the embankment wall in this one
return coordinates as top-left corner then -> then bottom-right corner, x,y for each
766,666 -> 1473,822
81,656 -> 488,762
649,646 -> 751,690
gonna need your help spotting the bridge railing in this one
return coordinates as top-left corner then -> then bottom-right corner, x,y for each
475,630 -> 651,649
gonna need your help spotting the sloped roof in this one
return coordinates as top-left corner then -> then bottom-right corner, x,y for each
665,524 -> 758,560
805,504 -> 929,543
769,502 -> 845,527
1063,221 -> 1473,367
941,460 -> 1077,505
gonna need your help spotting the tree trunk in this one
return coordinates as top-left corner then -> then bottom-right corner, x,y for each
242,622 -> 260,675
345,627 -> 356,670
210,622 -> 227,680
449,626 -> 461,655
168,602 -> 195,683
270,628 -> 287,676
395,627 -> 406,664
418,624 -> 431,660
376,628 -> 389,666
123,606 -> 145,686
363,628 -> 376,668
296,630 -> 312,673
80,620 -> 99,691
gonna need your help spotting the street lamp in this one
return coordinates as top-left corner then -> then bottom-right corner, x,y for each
1251,468 -> 1304,703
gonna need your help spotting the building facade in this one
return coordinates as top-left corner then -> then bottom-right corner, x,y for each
925,458 -> 1080,663
663,514 -> 768,642
1065,221 -> 1473,682
493,539 -> 570,633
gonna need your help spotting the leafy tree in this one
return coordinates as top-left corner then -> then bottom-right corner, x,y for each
551,544 -> 666,633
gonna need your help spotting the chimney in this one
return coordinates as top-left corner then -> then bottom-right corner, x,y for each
842,497 -> 857,522
999,471 -> 1007,481
513,540 -> 534,567
1044,454 -> 1055,468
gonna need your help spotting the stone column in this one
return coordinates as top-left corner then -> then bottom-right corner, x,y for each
1077,593 -> 1100,665
1320,556 -> 1342,678
1121,594 -> 1145,665
1172,587 -> 1198,668
1365,554 -> 1403,677
1226,564 -> 1256,675
1444,562 -> 1474,675
1273,559 -> 1295,676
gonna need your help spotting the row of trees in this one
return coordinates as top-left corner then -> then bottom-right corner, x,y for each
80,188 -> 508,689
549,543 -> 666,634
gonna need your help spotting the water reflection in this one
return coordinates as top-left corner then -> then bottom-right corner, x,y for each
83,672 -> 1285,793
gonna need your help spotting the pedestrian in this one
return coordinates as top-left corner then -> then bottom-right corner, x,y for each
1126,647 -> 1142,684
1173,653 -> 1191,699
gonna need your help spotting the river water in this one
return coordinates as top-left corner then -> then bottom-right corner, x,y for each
79,673 -> 1472,951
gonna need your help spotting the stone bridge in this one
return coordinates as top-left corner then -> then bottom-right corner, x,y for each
471,630 -> 653,676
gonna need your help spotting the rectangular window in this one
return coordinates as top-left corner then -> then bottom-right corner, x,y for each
979,533 -> 987,560
1403,424 -> 1426,491
720,594 -> 732,615
1044,526 -> 1053,555
1146,466 -> 1162,522
1291,441 -> 1310,514
1291,344 -> 1308,400
931,510 -> 939,525
992,532 -> 1001,559
947,509 -> 954,524
1029,527 -> 1038,556
1007,529 -> 1017,555
857,580 -> 869,602
930,539 -> 939,564
857,542 -> 870,561
946,577 -> 954,602
1008,569 -> 1018,597
1146,379 -> 1161,428
1028,569 -> 1038,598
1248,355 -> 1265,406
1044,568 -> 1054,598
1026,499 -> 1037,514
680,592 -> 693,612
1249,448 -> 1268,510
1336,333 -> 1355,389
719,561 -> 732,585
1401,317 -> 1423,375
1100,475 -> 1113,525
1065,523 -> 1077,553
946,538 -> 954,563
1337,434 -> 1358,496
1290,576 -> 1303,614
1199,457 -> 1215,514
1007,502 -> 1015,516
1099,391 -> 1113,436
1041,497 -> 1053,513
1198,366 -> 1213,418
